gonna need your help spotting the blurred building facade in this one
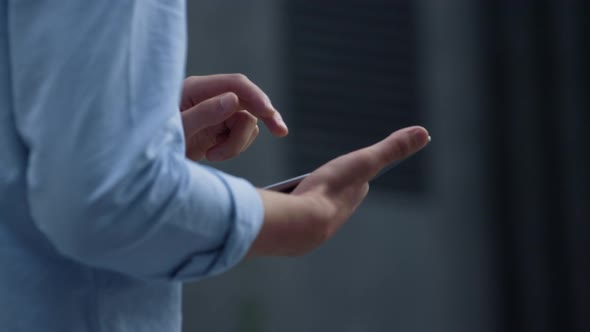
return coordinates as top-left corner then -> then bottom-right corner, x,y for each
183,1 -> 588,332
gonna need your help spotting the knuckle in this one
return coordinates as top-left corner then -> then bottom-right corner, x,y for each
360,151 -> 378,170
314,209 -> 338,242
234,111 -> 258,125
352,149 -> 379,174
391,139 -> 411,159
184,76 -> 201,87
201,130 -> 218,148
316,218 -> 339,245
184,75 -> 197,83
246,113 -> 258,125
230,73 -> 249,83
226,143 -> 243,157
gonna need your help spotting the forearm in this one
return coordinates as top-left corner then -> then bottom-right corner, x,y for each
248,189 -> 333,257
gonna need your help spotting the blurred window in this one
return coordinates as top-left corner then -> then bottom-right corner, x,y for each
286,1 -> 425,192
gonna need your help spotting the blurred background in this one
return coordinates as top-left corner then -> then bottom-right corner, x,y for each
182,1 -> 589,331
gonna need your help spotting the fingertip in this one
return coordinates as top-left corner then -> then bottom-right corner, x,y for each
273,111 -> 286,125
275,127 -> 289,137
373,125 -> 430,167
268,112 -> 289,137
220,92 -> 239,113
275,125 -> 289,137
407,126 -> 430,148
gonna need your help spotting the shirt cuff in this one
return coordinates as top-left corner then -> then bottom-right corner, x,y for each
171,168 -> 264,281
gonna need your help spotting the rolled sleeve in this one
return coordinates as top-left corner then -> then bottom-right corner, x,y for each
8,0 -> 263,281
172,168 -> 264,281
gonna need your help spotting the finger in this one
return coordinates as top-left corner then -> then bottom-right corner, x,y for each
242,125 -> 259,152
206,111 -> 258,161
328,126 -> 430,184
181,92 -> 239,137
368,126 -> 430,169
182,74 -> 288,137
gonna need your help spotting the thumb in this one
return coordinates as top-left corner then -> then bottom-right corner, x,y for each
364,126 -> 430,178
325,126 -> 430,185
181,92 -> 239,136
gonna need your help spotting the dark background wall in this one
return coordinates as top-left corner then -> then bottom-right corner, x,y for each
183,1 -> 589,331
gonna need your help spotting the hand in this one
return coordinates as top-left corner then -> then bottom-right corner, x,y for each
249,126 -> 430,257
180,74 -> 288,161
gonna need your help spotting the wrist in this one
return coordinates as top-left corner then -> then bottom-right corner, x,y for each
247,189 -> 329,257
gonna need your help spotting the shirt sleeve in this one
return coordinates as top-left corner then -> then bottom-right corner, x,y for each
7,0 -> 263,281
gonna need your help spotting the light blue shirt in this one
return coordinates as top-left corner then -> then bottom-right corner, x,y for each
0,1 -> 264,331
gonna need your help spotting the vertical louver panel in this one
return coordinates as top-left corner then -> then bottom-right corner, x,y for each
286,1 -> 424,192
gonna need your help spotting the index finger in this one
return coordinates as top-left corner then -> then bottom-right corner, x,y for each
182,74 -> 288,137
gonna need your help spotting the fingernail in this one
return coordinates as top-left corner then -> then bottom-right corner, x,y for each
220,93 -> 236,112
428,135 -> 432,143
409,127 -> 428,146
